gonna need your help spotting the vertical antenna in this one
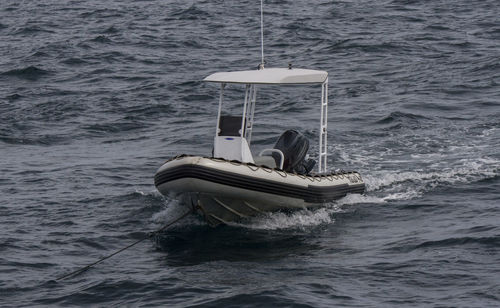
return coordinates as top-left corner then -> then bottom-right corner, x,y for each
260,0 -> 265,69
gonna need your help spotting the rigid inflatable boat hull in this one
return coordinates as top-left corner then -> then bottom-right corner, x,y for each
154,155 -> 365,226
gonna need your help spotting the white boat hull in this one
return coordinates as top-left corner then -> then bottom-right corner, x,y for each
154,155 -> 365,226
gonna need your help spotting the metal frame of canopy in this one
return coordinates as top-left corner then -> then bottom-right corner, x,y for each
203,67 -> 329,173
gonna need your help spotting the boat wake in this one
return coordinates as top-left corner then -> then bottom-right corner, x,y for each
331,124 -> 499,202
364,157 -> 499,200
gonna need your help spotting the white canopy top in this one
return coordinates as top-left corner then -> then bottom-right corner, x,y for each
203,67 -> 328,85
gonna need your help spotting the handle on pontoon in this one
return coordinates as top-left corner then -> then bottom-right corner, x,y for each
259,149 -> 284,170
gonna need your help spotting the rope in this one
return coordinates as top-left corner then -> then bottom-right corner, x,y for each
56,209 -> 192,281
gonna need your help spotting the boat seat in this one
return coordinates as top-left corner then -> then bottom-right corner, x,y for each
214,136 -> 254,163
214,115 -> 253,163
218,115 -> 245,137
273,130 -> 315,174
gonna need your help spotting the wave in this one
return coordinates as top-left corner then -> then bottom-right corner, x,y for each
0,134 -> 70,146
13,25 -> 55,35
375,111 -> 430,125
81,121 -> 148,136
169,4 -> 211,21
91,35 -> 112,43
60,57 -> 89,66
1,66 -> 50,81
6,93 -> 22,101
396,235 -> 500,253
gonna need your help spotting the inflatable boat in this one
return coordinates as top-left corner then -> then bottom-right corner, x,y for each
154,67 -> 365,226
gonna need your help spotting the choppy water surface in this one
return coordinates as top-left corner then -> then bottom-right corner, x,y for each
1,0 -> 499,307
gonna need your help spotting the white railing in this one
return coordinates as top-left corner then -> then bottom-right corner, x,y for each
259,149 -> 284,169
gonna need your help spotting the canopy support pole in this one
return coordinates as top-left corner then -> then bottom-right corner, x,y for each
241,84 -> 250,154
245,84 -> 257,145
319,78 -> 328,173
260,0 -> 265,68
215,83 -> 225,137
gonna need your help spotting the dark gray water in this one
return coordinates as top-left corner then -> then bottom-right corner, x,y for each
1,0 -> 499,307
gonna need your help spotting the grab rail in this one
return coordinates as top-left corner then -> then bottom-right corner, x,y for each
258,149 -> 284,170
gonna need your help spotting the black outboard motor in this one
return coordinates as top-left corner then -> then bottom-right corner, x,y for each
273,130 -> 316,175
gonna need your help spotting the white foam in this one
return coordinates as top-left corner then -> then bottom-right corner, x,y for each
480,127 -> 498,137
151,201 -> 179,223
382,191 -> 421,201
363,158 -> 498,199
151,198 -> 203,227
232,204 -> 343,230
338,193 -> 387,204
134,188 -> 161,197
234,191 -> 402,230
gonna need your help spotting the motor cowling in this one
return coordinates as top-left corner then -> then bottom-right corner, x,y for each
273,130 -> 315,175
